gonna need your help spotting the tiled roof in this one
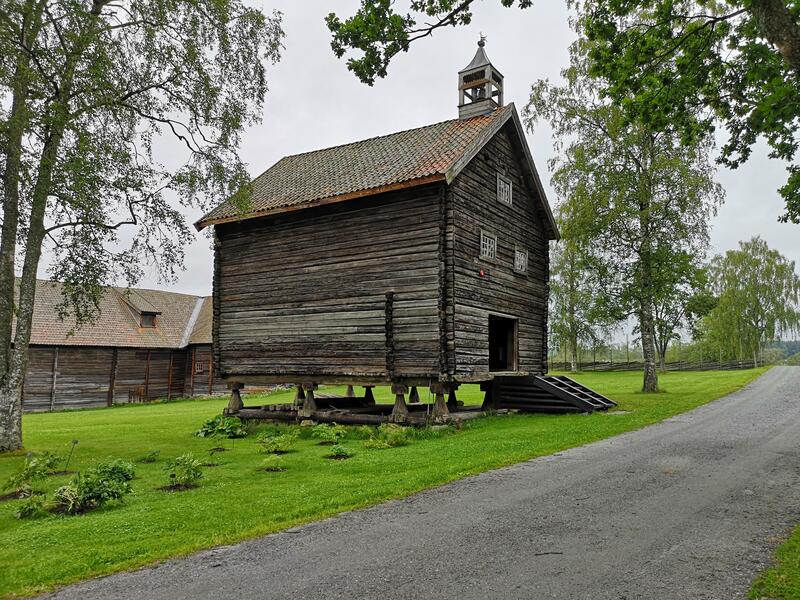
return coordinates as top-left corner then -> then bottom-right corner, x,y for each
14,280 -> 212,349
196,105 -> 516,229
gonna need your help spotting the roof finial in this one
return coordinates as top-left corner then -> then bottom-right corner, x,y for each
478,33 -> 486,48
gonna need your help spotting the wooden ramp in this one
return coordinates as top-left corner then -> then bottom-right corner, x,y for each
494,375 -> 616,414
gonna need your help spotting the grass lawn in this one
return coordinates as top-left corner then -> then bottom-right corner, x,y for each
750,527 -> 800,599
0,368 -> 768,598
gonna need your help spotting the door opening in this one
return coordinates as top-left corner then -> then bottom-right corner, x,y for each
489,316 -> 518,372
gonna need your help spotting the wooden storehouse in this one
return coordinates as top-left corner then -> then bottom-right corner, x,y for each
196,41 -> 614,423
17,280 -> 226,411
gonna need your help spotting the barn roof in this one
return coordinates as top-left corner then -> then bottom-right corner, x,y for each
13,280 -> 212,349
196,104 -> 558,238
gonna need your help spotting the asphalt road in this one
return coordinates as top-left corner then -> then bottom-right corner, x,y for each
44,367 -> 800,600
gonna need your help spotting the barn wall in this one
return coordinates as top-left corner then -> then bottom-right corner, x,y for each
185,345 -> 226,396
449,124 -> 550,377
23,345 -> 196,412
214,186 -> 444,381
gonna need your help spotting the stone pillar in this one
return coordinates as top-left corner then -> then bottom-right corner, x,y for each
390,383 -> 409,424
299,383 -> 318,418
226,383 -> 244,414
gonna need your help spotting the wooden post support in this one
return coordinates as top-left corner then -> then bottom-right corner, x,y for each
107,348 -> 119,407
363,386 -> 376,405
226,383 -> 244,414
431,382 -> 449,420
345,385 -> 356,398
299,383 -> 319,418
49,347 -> 59,412
293,385 -> 306,409
390,383 -> 409,423
447,387 -> 459,412
480,382 -> 496,411
408,386 -> 420,403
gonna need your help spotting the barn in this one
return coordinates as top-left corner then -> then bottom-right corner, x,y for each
17,279 -> 226,411
196,41 -> 614,423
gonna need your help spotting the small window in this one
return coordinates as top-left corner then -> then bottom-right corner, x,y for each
497,173 -> 513,205
140,313 -> 156,328
480,231 -> 497,260
514,247 -> 528,273
194,361 -> 206,375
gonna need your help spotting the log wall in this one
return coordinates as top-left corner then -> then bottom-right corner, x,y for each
449,124 -> 550,377
22,344 -> 217,412
214,187 -> 443,381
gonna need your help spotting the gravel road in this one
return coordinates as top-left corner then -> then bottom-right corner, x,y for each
44,367 -> 800,600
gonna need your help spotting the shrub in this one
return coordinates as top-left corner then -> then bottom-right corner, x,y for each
311,423 -> 347,445
195,415 -> 247,439
325,444 -> 354,460
15,495 -> 48,520
364,423 -> 411,449
257,431 -> 299,454
260,454 -> 285,472
94,459 -> 136,482
37,451 -> 62,473
163,453 -> 203,489
52,468 -> 133,515
136,450 -> 160,464
4,456 -> 49,496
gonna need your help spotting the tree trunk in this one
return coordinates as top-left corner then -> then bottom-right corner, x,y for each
639,308 -> 660,392
751,0 -> 800,72
0,382 -> 23,452
570,337 -> 578,372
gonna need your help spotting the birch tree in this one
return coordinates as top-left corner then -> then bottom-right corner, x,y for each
0,1 -> 284,452
525,54 -> 723,392
705,237 -> 800,367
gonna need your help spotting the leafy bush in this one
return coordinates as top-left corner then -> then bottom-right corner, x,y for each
15,494 -> 48,520
136,450 -> 160,464
163,453 -> 203,489
325,444 -> 354,460
4,456 -> 49,495
52,468 -> 133,515
94,459 -> 136,482
311,423 -> 347,445
364,423 -> 411,449
260,454 -> 285,472
195,415 -> 247,439
257,431 -> 299,454
37,451 -> 62,473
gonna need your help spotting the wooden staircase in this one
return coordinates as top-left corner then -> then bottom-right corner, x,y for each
493,375 -> 616,414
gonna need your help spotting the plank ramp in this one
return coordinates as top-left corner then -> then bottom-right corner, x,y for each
494,375 -> 616,414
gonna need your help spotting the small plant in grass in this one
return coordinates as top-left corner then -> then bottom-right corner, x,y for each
162,453 -> 203,490
15,494 -> 48,520
2,456 -> 49,500
136,450 -> 161,464
364,423 -> 411,449
259,454 -> 286,472
311,423 -> 347,445
51,468 -> 133,515
325,444 -> 354,460
257,431 -> 299,454
37,451 -> 62,474
94,459 -> 136,482
195,415 -> 247,439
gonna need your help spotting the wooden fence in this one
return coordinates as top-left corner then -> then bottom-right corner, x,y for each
548,359 -> 759,372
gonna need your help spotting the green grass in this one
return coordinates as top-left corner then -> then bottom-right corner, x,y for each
0,368 -> 768,598
750,525 -> 800,599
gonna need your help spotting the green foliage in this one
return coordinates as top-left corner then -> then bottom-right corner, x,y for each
325,444 -> 355,460
163,453 -> 203,489
52,467 -> 133,515
195,416 -> 247,439
14,495 -> 47,520
260,454 -> 285,472
136,450 -> 161,464
577,2 -> 800,223
703,237 -> 800,366
363,424 -> 412,449
257,431 -> 299,455
94,460 -> 136,483
311,423 -> 347,445
4,456 -> 49,495
787,352 -> 800,366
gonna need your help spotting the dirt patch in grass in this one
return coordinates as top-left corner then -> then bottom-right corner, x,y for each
157,484 -> 200,493
325,455 -> 352,461
0,491 -> 29,503
258,467 -> 286,473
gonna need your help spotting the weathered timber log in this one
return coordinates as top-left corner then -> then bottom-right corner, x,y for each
390,383 -> 409,423
226,383 -> 244,414
299,382 -> 319,418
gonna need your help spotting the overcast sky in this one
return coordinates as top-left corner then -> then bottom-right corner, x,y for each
90,1 -> 800,296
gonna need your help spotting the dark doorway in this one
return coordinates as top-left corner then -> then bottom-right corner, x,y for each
489,316 -> 518,372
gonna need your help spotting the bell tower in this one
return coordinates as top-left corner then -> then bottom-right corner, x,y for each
458,36 -> 504,119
